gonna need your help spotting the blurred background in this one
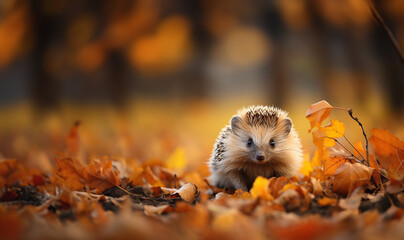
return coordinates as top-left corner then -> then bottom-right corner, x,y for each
0,0 -> 403,171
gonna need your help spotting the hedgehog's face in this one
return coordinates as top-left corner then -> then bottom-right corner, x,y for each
229,115 -> 292,164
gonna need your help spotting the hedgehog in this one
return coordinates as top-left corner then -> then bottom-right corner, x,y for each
208,105 -> 303,191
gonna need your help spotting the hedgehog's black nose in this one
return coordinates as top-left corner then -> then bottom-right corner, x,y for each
256,154 -> 265,161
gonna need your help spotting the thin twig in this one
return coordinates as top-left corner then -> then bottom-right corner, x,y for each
343,135 -> 366,162
366,0 -> 404,67
325,137 -> 362,162
348,108 -> 370,167
116,185 -> 133,196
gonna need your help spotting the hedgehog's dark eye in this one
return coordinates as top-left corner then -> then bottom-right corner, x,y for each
247,138 -> 253,147
269,139 -> 275,148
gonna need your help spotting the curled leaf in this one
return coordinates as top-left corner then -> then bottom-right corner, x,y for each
174,183 -> 197,203
306,100 -> 333,132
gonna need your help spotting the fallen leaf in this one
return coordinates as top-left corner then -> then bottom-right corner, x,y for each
332,163 -> 374,196
144,166 -> 164,187
274,189 -> 301,211
317,197 -> 338,206
306,100 -> 333,132
310,177 -> 323,197
231,189 -> 252,199
144,205 -> 170,216
55,157 -> 120,193
369,128 -> 404,177
250,176 -> 274,201
338,187 -> 364,210
174,183 -> 197,203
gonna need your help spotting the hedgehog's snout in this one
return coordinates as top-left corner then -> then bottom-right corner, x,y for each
256,153 -> 265,161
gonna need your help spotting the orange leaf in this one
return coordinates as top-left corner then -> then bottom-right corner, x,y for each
324,119 -> 346,138
324,156 -> 351,177
55,157 -> 120,193
317,197 -> 338,206
250,176 -> 274,201
306,100 -> 333,132
332,163 -> 374,196
369,128 -> 404,177
312,127 -> 335,149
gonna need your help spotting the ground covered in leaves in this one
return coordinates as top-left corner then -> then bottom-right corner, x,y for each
1,100 -> 404,240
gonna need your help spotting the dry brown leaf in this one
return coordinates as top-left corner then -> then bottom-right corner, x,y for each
144,205 -> 170,216
306,100 -> 333,132
332,163 -> 374,196
338,187 -> 364,210
174,183 -> 197,203
268,177 -> 290,198
369,128 -> 404,177
274,189 -> 301,211
310,177 -> 323,197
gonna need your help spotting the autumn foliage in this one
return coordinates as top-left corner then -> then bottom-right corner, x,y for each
1,100 -> 404,240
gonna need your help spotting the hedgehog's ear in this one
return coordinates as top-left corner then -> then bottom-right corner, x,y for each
230,116 -> 243,135
282,118 -> 292,136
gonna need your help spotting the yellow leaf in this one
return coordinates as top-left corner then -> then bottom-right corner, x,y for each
313,127 -> 335,149
281,183 -> 296,192
317,197 -> 338,206
232,189 -> 252,199
300,154 -> 313,176
311,149 -> 329,168
166,147 -> 186,173
250,176 -> 274,201
306,100 -> 333,132
325,119 -> 346,138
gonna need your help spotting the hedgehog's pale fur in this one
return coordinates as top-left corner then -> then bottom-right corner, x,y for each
209,105 -> 303,191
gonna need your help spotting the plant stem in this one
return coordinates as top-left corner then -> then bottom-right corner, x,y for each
325,137 -> 362,162
348,109 -> 370,167
343,135 -> 366,162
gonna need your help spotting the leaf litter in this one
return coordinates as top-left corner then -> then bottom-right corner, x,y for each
1,100 -> 404,239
